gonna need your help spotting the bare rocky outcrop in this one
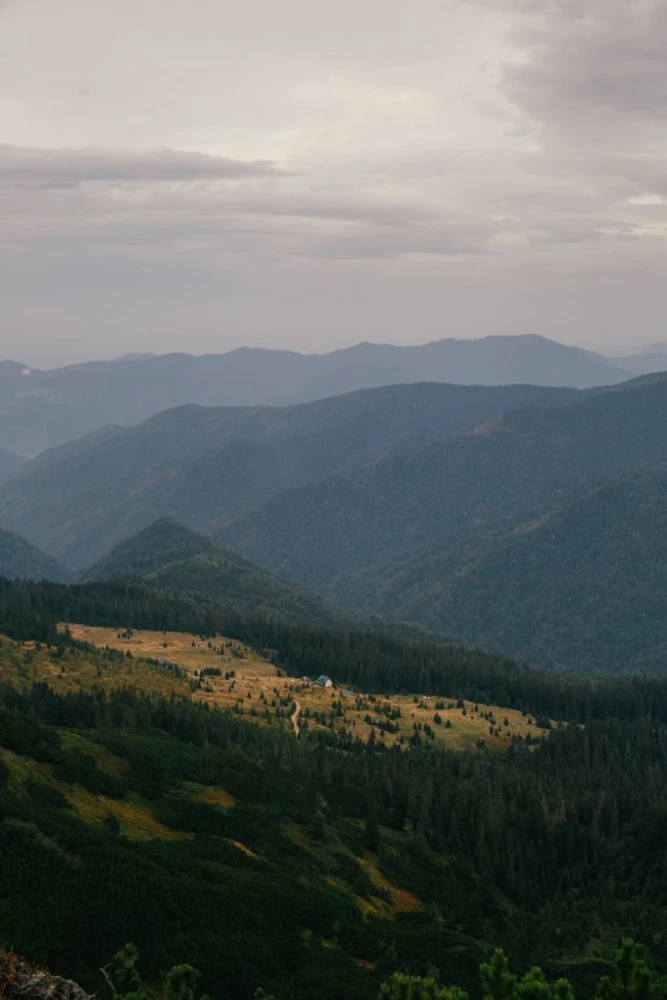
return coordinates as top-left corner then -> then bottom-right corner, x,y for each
0,951 -> 92,1000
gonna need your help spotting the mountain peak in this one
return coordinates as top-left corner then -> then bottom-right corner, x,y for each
83,519 -> 336,623
0,528 -> 71,582
84,519 -> 216,581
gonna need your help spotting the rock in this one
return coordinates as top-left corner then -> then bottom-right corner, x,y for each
0,951 -> 92,1000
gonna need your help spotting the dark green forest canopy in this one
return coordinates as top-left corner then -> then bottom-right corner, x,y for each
3,664 -> 667,999
0,672 -> 667,1000
3,587 -> 667,998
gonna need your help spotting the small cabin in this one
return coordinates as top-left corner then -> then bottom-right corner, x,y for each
316,674 -> 333,688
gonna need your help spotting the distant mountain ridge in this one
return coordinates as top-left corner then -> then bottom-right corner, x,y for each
0,333 -> 641,455
83,518 -> 337,623
0,381 -> 583,567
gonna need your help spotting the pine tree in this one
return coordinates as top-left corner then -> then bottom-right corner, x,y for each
480,950 -> 517,1000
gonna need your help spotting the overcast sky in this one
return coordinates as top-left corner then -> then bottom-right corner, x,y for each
1,0 -> 666,366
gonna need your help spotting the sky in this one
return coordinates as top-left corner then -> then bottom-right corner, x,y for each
1,0 -> 666,366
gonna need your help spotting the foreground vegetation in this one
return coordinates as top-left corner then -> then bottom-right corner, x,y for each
3,578 -> 667,998
4,936 -> 660,1000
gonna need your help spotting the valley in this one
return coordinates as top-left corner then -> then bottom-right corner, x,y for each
6,5 -> 667,995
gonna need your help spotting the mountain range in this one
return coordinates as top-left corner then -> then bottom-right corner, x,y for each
218,373 -> 667,588
0,381 -> 582,567
2,333 -> 664,456
2,369 -> 667,673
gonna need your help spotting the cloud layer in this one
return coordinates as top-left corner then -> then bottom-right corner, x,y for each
0,0 -> 666,364
0,146 -> 284,186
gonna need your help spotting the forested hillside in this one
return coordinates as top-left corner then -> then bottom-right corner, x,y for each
83,519 -> 337,623
0,529 -> 71,583
220,375 -> 667,587
0,447 -> 27,484
329,469 -> 667,674
0,381 -> 582,567
3,579 -> 667,999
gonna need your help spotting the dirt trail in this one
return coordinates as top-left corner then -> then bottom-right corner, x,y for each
291,699 -> 301,738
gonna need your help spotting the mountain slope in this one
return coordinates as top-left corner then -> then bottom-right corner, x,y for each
4,586 -> 667,1000
0,528 -> 71,582
83,518 -> 336,622
0,381 -> 582,567
616,351 -> 667,376
218,375 -> 667,589
84,517 -> 218,579
328,469 -> 667,674
0,335 -> 626,455
0,446 -> 27,484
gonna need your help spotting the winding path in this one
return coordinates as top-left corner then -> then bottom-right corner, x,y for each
291,699 -> 302,738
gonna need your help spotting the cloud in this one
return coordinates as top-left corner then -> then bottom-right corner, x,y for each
502,1 -> 667,127
458,0 -> 667,213
306,218 -> 502,260
0,145 -> 285,188
0,141 -> 487,263
2,0 -> 667,361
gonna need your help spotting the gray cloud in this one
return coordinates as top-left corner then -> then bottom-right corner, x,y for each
306,218 -> 503,260
503,1 -> 667,127
0,145 -> 284,188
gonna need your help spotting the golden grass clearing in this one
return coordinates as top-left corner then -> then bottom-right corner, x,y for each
65,787 -> 190,841
230,839 -> 259,859
58,731 -> 127,776
358,851 -> 420,914
0,748 -> 39,790
193,785 -> 236,809
0,625 -> 551,753
0,746 -> 187,841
